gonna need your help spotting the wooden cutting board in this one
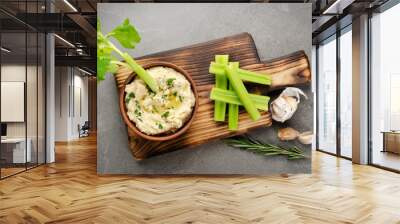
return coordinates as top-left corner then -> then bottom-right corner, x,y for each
115,33 -> 311,160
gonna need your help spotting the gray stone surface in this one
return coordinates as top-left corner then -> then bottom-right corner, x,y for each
97,3 -> 312,174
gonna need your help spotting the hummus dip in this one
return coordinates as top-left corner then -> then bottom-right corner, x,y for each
124,66 -> 195,135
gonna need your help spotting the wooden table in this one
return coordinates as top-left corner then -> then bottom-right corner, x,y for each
1,138 -> 31,164
381,131 -> 400,154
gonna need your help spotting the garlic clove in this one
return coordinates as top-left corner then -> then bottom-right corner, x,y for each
278,127 -> 300,141
283,96 -> 298,108
270,87 -> 307,123
298,131 -> 313,145
281,87 -> 308,101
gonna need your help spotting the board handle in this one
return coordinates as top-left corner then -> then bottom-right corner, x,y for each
244,51 -> 311,91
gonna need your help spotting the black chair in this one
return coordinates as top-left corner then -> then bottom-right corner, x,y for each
78,121 -> 90,138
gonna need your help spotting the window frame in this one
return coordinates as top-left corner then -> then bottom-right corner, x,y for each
367,0 -> 400,173
0,1 -> 48,180
315,24 -> 353,161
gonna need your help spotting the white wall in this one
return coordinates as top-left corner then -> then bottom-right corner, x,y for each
71,73 -> 89,138
54,67 -> 89,141
55,66 -> 69,141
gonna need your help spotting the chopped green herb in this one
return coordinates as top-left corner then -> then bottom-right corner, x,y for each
135,100 -> 141,109
157,123 -> 163,129
166,78 -> 175,87
179,95 -> 184,102
125,92 -> 135,103
162,111 -> 169,118
134,108 -> 142,117
173,91 -> 177,97
153,107 -> 159,113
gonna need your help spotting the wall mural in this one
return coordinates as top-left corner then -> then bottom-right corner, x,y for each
97,3 -> 313,175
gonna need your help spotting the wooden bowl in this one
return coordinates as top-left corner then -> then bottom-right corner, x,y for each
119,62 -> 199,142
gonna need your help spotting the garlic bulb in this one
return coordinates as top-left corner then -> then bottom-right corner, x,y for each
270,87 -> 307,123
298,131 -> 313,145
278,127 -> 299,141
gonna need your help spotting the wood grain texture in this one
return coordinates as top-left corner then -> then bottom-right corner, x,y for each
114,33 -> 311,160
1,135 -> 400,224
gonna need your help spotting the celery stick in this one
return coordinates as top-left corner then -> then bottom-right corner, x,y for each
209,62 -> 225,75
210,88 -> 269,111
225,65 -> 260,121
228,62 -> 240,130
122,53 -> 158,92
237,68 -> 272,85
213,55 -> 229,122
216,55 -> 229,65
209,62 -> 271,85
214,74 -> 227,121
228,86 -> 239,130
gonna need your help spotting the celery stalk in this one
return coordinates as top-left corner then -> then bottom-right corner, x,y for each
214,74 -> 227,121
122,53 -> 158,92
228,62 -> 240,130
209,63 -> 224,74
213,55 -> 229,122
228,85 -> 239,130
216,55 -> 229,65
210,88 -> 269,111
237,68 -> 272,85
225,65 -> 260,121
209,62 -> 271,85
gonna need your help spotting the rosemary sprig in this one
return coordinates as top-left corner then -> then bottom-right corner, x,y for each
225,136 -> 306,160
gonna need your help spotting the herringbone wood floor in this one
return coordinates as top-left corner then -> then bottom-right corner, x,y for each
0,135 -> 400,224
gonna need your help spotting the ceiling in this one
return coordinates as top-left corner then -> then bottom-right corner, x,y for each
0,0 -> 391,73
